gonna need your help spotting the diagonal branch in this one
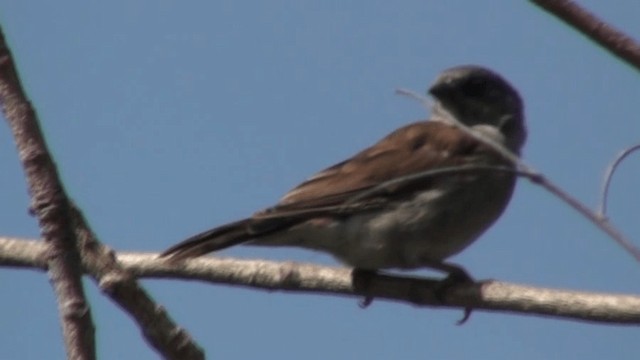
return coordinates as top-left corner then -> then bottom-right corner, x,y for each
0,26 -> 204,360
530,0 -> 640,73
0,28 -> 96,360
69,205 -> 205,360
2,237 -> 640,325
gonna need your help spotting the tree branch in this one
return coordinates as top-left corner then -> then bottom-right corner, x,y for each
0,25 -> 204,360
69,205 -> 205,360
2,237 -> 639,325
530,0 -> 640,73
0,28 -> 95,360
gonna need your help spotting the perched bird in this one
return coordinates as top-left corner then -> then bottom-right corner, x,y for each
162,65 -> 526,281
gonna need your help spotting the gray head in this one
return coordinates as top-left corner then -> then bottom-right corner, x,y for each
428,65 -> 527,154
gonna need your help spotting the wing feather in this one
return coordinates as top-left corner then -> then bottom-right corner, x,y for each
270,121 -> 491,214
162,120 -> 508,259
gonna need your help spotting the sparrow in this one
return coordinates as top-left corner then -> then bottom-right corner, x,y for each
162,65 -> 526,281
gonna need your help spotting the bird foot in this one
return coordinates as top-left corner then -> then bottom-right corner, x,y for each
351,268 -> 377,308
433,266 -> 475,325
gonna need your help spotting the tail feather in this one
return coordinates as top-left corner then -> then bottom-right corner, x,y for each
160,219 -> 252,260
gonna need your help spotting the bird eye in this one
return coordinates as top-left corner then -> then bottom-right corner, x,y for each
462,78 -> 499,99
462,78 -> 487,96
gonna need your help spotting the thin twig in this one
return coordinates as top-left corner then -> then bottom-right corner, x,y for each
0,27 -> 96,360
395,88 -> 522,165
395,88 -> 640,262
599,144 -> 640,217
530,0 -> 640,73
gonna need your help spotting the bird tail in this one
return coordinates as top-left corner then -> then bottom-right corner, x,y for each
160,219 -> 253,260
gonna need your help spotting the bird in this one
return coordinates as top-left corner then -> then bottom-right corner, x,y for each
161,65 -> 526,282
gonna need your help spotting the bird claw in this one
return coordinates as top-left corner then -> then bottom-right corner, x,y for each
358,296 -> 374,308
433,268 -> 473,301
352,268 -> 377,308
433,267 -> 475,325
456,307 -> 473,325
351,265 -> 475,323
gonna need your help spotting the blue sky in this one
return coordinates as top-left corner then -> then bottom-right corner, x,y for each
1,1 -> 639,359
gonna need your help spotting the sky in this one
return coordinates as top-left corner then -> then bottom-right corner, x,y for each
1,1 -> 639,359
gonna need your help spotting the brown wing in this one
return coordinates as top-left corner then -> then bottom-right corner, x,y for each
256,121 -> 498,218
162,120 -> 505,260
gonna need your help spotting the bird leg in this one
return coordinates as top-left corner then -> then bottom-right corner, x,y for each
351,268 -> 378,308
422,260 -> 475,324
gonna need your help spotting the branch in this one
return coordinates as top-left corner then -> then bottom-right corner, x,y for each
530,0 -> 640,73
69,205 -> 205,360
0,25 -> 204,360
0,28 -> 95,360
2,237 -> 640,325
